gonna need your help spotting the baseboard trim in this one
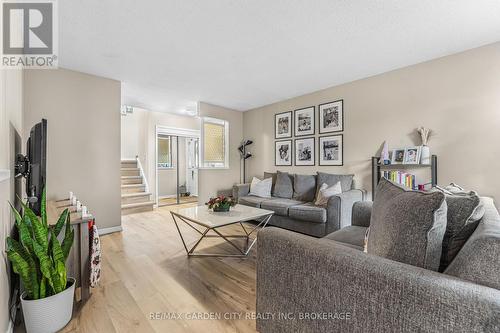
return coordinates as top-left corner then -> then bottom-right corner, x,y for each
98,225 -> 123,235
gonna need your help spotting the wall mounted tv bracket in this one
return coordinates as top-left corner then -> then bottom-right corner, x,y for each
15,154 -> 38,204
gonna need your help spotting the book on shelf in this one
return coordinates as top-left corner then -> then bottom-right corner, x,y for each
382,170 -> 418,190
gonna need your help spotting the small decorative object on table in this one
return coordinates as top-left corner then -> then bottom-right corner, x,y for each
418,126 -> 431,164
381,141 -> 390,165
206,195 -> 237,212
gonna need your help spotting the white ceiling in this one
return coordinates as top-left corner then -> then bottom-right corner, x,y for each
59,1 -> 500,113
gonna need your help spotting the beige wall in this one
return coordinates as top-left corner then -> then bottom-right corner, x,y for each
23,68 -> 122,231
244,42 -> 500,205
198,102 -> 243,203
0,69 -> 24,332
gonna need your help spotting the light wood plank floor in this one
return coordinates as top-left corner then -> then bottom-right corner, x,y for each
158,196 -> 198,207
18,203 -> 260,333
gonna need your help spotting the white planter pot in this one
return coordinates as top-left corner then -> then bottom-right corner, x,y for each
420,145 -> 431,165
21,278 -> 75,333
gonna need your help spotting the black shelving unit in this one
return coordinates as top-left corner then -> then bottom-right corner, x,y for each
371,155 -> 438,200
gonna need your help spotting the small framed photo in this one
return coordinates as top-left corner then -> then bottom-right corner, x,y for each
319,100 -> 343,134
294,106 -> 315,137
319,135 -> 343,166
275,140 -> 292,166
403,147 -> 421,164
391,148 -> 406,164
275,111 -> 292,139
295,137 -> 315,166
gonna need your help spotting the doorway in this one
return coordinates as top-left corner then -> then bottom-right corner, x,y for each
156,126 -> 200,207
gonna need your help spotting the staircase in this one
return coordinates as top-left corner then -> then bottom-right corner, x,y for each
121,159 -> 154,215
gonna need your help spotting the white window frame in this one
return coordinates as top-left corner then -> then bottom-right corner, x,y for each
200,117 -> 229,169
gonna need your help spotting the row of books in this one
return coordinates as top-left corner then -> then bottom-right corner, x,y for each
382,171 -> 418,190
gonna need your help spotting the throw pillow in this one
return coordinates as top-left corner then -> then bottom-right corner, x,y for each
363,227 -> 369,253
249,177 -> 272,198
316,172 -> 353,195
314,182 -> 342,206
273,171 -> 294,199
293,174 -> 317,202
264,172 -> 277,192
367,179 -> 447,271
432,185 -> 485,271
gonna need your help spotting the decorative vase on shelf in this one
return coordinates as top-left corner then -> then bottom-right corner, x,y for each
418,127 -> 431,165
421,145 -> 431,165
381,141 -> 390,165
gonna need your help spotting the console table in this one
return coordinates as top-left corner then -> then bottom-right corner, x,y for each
47,199 -> 93,302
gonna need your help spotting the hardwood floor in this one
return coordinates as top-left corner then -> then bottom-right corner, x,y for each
61,203 -> 259,333
158,196 -> 199,207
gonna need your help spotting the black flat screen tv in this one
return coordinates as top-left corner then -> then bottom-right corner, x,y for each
16,119 -> 47,215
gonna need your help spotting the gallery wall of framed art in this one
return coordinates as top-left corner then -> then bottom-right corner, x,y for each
273,99 -> 344,166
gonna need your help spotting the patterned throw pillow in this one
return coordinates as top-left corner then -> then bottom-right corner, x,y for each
249,177 -> 272,198
314,182 -> 342,206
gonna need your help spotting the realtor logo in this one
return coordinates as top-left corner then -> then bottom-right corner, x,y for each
1,0 -> 58,68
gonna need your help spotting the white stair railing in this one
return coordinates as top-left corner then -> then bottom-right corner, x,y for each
135,155 -> 149,193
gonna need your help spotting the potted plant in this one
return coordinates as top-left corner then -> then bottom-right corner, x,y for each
206,195 -> 237,212
6,188 -> 75,333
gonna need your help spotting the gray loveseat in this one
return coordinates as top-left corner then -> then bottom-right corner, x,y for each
256,197 -> 500,332
233,172 -> 365,237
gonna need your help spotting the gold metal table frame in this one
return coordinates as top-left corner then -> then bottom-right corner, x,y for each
170,211 -> 273,257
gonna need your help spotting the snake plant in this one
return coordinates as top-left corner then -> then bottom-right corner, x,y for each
6,188 -> 74,300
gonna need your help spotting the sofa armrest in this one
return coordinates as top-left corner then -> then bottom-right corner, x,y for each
444,197 -> 500,290
326,189 -> 364,234
232,183 -> 250,201
257,228 -> 500,333
352,201 -> 373,227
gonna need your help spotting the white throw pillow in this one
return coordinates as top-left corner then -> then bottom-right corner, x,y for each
249,177 -> 272,198
314,182 -> 342,206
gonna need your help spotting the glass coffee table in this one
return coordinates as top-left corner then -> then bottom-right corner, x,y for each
170,204 -> 274,257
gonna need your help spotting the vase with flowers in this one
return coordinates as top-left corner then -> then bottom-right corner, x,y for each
417,127 -> 432,165
206,195 -> 237,212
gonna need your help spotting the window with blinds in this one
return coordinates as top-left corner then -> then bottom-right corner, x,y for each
201,118 -> 229,168
158,136 -> 172,168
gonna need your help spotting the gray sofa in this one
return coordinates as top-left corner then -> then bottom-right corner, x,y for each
256,198 -> 500,332
233,172 -> 365,237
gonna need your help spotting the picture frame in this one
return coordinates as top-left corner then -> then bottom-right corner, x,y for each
403,146 -> 421,164
294,106 -> 315,137
319,99 -> 343,134
275,140 -> 292,166
319,134 -> 343,166
391,148 -> 406,164
294,137 -> 315,166
275,111 -> 292,139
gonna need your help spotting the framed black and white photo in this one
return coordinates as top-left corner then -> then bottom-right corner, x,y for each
319,134 -> 343,166
275,140 -> 292,166
275,111 -> 292,139
403,146 -> 421,165
391,148 -> 405,164
319,100 -> 343,134
294,106 -> 315,137
294,137 -> 315,166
